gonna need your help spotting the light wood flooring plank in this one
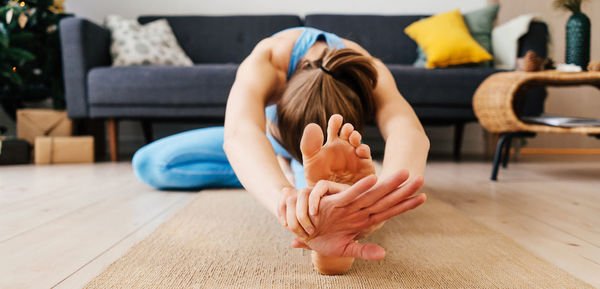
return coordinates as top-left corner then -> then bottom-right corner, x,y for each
0,163 -> 195,289
423,159 -> 600,287
1,158 -> 599,288
52,195 -> 193,289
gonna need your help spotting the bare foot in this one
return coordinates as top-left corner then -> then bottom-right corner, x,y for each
301,114 -> 376,188
300,114 -> 377,275
311,251 -> 354,275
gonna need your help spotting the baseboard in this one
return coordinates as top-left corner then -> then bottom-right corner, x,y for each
518,148 -> 600,155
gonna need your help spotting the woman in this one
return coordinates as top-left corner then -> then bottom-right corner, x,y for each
133,27 -> 429,274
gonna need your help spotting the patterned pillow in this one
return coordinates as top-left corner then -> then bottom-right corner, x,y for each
104,15 -> 193,67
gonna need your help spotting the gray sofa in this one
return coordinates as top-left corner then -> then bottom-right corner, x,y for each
59,15 -> 548,161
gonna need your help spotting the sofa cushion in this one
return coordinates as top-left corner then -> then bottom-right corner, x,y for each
138,15 -> 303,64
88,64 -> 237,106
404,9 -> 492,68
88,105 -> 228,119
104,15 -> 193,67
388,65 -> 499,106
414,4 -> 499,67
305,14 -> 426,64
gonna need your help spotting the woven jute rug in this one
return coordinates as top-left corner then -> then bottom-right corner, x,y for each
85,190 -> 592,288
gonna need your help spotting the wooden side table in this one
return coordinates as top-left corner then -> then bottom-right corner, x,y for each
473,71 -> 600,180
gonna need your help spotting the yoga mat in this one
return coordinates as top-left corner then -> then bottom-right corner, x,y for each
85,190 -> 593,288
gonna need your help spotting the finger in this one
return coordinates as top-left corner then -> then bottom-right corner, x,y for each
352,169 -> 410,208
342,241 -> 386,261
349,130 -> 361,147
308,180 -> 350,216
355,144 -> 371,160
300,123 -> 324,159
277,189 -> 290,226
367,176 -> 424,214
369,193 -> 427,225
339,123 -> 354,140
291,238 -> 312,249
326,114 -> 343,143
296,188 -> 315,235
286,196 -> 309,239
327,174 -> 378,207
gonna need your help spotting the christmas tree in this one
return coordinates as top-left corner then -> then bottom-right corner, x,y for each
0,0 -> 69,118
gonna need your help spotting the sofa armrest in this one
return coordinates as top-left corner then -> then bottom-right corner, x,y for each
59,18 -> 111,118
517,21 -> 549,58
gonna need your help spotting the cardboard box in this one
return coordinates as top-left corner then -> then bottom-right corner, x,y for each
34,136 -> 94,165
17,109 -> 72,145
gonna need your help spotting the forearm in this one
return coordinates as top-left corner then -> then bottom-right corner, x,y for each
370,60 -> 429,180
223,124 -> 293,216
379,119 -> 429,181
222,42 -> 293,217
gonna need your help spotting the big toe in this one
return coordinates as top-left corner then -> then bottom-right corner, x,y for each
362,244 -> 386,261
300,123 -> 324,159
348,242 -> 386,261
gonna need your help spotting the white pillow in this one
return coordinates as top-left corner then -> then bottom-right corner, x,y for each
491,14 -> 541,70
104,15 -> 193,67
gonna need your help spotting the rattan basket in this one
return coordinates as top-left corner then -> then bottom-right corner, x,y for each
472,70 -> 600,134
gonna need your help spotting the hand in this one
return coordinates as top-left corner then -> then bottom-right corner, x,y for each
291,170 -> 426,260
277,186 -> 315,241
280,180 -> 353,247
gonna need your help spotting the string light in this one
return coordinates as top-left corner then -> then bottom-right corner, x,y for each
19,1 -> 25,7
12,67 -> 17,72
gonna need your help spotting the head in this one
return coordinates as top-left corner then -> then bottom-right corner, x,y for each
276,48 -> 378,162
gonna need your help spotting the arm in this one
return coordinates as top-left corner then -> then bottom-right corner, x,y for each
372,59 -> 430,181
340,40 -> 429,181
223,39 -> 293,217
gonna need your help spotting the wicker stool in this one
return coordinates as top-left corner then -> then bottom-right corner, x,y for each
473,71 -> 600,180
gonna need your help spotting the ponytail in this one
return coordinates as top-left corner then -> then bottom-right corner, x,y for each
276,48 -> 378,162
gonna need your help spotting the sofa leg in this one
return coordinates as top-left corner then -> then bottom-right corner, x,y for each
453,123 -> 464,162
107,118 -> 119,162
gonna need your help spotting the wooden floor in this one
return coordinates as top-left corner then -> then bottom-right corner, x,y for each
0,156 -> 599,288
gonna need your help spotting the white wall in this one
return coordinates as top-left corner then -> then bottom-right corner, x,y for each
66,0 -> 487,24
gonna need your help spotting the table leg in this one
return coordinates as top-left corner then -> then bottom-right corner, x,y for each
491,133 -> 511,181
502,135 -> 513,169
483,130 -> 500,160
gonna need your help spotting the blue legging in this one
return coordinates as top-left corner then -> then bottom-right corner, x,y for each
132,127 -> 306,190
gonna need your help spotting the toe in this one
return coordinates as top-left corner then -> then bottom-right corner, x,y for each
339,123 -> 354,140
301,123 -> 324,159
326,114 -> 343,143
355,144 -> 371,159
349,131 -> 362,147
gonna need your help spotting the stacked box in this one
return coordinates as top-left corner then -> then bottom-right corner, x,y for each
17,109 -> 72,145
34,136 -> 94,165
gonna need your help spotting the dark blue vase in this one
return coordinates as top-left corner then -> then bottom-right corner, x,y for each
565,12 -> 590,69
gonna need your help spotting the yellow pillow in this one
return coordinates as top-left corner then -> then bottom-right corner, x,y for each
404,9 -> 492,68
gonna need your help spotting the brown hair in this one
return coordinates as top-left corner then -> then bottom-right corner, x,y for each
276,48 -> 378,162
